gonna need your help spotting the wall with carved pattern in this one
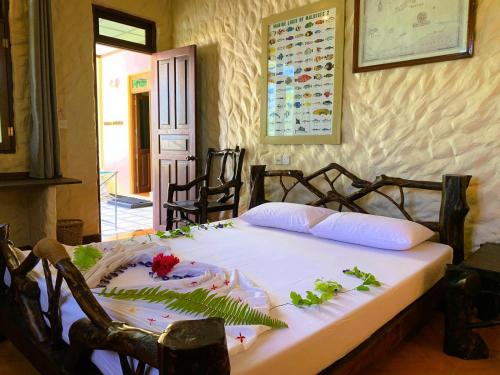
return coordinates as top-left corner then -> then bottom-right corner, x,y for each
171,0 -> 500,251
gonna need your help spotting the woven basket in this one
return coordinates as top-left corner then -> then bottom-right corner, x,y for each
57,219 -> 84,246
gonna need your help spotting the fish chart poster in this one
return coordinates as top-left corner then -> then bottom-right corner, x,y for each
260,1 -> 345,145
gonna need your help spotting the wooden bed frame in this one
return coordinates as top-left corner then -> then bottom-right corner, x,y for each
0,163 -> 471,375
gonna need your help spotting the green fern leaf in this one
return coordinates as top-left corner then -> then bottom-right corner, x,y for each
100,287 -> 288,329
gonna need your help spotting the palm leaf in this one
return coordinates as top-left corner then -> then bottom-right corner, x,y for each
100,286 -> 288,329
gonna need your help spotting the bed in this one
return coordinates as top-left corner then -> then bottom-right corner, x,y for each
0,163 -> 471,375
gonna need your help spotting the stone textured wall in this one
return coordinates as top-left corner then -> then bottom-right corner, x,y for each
171,0 -> 500,251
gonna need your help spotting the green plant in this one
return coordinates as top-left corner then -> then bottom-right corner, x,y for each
289,267 -> 381,307
343,266 -> 381,291
155,221 -> 234,240
73,245 -> 103,271
100,286 -> 288,329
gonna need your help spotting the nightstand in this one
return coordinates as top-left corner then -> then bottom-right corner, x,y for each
443,243 -> 500,359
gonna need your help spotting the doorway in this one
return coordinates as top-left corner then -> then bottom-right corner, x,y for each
130,77 -> 151,194
93,6 -> 198,237
95,44 -> 153,237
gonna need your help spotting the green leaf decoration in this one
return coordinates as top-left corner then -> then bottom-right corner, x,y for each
155,221 -> 234,240
343,266 -> 381,291
73,245 -> 103,271
100,286 -> 288,329
289,267 -> 381,308
356,285 -> 370,291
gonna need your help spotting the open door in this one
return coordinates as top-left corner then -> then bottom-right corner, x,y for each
134,92 -> 151,193
151,45 -> 197,230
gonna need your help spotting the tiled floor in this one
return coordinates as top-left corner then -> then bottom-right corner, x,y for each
100,198 -> 153,237
1,312 -> 499,374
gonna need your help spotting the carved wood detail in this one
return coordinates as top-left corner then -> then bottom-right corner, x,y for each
249,164 -> 471,264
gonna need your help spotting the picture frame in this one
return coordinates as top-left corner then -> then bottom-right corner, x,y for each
260,0 -> 345,145
353,0 -> 476,73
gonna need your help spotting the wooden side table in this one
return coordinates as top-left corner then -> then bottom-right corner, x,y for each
443,243 -> 500,359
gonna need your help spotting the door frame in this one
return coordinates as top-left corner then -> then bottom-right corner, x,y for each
128,72 -> 151,194
92,6 -> 156,239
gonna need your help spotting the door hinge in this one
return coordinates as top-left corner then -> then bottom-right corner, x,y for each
7,127 -> 14,137
2,38 -> 9,49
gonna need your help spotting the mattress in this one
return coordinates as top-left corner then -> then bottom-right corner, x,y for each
6,218 -> 453,374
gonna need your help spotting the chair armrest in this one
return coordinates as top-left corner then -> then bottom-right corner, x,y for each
200,180 -> 239,196
169,175 -> 208,192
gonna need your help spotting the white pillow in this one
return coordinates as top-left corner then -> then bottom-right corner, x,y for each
240,202 -> 335,233
310,212 -> 435,250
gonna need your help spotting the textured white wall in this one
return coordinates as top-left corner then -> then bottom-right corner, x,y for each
171,0 -> 500,252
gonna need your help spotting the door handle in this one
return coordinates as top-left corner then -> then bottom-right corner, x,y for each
186,155 -> 198,161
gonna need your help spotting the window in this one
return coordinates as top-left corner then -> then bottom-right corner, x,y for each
93,5 -> 156,54
0,0 -> 14,153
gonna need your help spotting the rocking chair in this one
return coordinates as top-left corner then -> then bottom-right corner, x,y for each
164,146 -> 246,229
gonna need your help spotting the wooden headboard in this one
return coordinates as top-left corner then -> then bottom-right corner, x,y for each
249,164 -> 471,264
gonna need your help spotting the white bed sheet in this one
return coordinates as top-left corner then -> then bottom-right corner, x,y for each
7,219 -> 452,374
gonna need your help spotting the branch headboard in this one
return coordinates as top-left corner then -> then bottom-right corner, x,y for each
249,164 -> 471,264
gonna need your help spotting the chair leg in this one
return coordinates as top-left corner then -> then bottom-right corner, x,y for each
166,208 -> 174,230
232,201 -> 239,218
200,209 -> 208,225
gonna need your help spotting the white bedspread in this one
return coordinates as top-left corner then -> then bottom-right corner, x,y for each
6,219 -> 452,374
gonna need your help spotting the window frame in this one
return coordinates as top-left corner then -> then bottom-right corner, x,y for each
0,0 -> 14,153
92,5 -> 156,54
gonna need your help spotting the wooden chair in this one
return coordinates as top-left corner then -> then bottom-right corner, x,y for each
164,147 -> 246,229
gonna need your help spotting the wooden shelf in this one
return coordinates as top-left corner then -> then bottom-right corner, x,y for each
0,176 -> 82,189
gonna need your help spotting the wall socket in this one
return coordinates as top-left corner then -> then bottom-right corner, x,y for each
273,153 -> 291,165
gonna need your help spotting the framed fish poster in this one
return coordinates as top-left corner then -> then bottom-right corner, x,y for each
260,0 -> 345,145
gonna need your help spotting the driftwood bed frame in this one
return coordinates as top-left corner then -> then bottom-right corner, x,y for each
0,163 -> 471,375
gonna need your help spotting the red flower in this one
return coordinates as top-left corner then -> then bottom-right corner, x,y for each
152,253 -> 180,277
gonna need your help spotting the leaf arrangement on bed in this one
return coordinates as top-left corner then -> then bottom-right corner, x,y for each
99,286 -> 288,329
73,245 -> 103,271
290,267 -> 381,307
155,221 -> 234,240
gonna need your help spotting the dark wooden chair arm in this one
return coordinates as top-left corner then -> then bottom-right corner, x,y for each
169,175 -> 208,192
199,180 -> 239,196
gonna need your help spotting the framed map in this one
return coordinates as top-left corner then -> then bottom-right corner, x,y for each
260,0 -> 345,144
353,0 -> 476,73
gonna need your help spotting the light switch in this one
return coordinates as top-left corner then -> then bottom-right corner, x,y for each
274,153 -> 283,165
282,154 -> 290,165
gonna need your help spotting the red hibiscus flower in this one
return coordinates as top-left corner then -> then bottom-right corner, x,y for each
152,253 -> 180,277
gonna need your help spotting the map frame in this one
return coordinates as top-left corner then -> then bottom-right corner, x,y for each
352,0 -> 476,73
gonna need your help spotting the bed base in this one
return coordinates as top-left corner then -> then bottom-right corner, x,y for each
0,163 -> 472,375
321,279 -> 443,374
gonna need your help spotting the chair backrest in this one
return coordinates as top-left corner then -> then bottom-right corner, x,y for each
204,146 -> 245,187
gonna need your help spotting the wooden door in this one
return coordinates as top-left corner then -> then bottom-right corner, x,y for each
151,45 -> 196,230
135,93 -> 151,193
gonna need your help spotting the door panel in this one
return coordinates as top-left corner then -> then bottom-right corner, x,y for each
152,45 -> 196,230
135,93 -> 151,193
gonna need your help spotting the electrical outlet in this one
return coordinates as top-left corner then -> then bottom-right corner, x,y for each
282,154 -> 290,165
59,120 -> 68,129
274,153 -> 283,165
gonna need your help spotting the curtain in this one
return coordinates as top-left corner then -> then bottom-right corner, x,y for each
28,0 -> 61,178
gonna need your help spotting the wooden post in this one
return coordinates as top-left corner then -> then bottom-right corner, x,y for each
439,175 -> 471,264
443,265 -> 488,359
249,165 -> 267,209
158,318 -> 230,375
